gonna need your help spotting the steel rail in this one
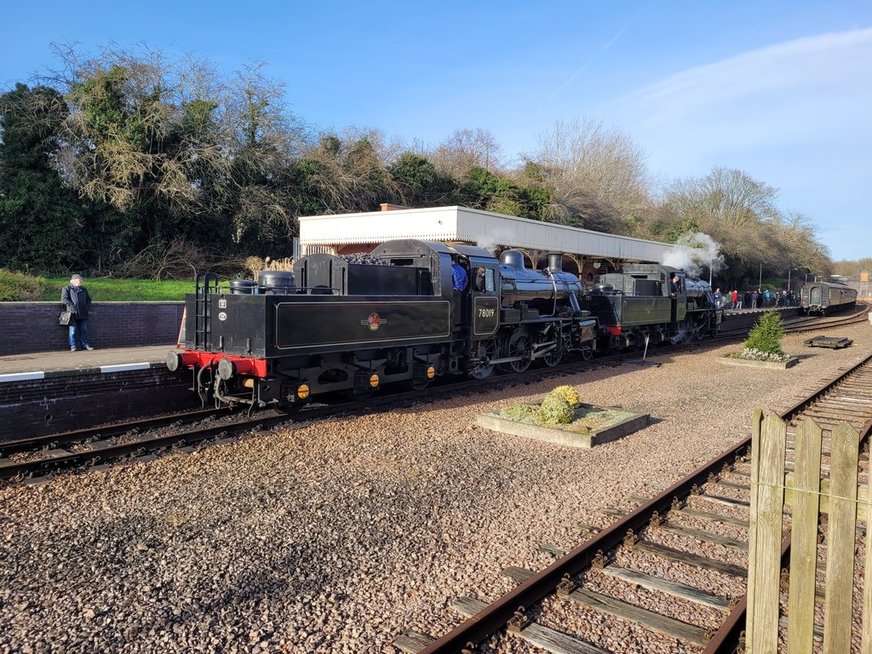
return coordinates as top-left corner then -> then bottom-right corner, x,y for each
0,407 -> 228,456
418,352 -> 872,654
4,308 -> 866,483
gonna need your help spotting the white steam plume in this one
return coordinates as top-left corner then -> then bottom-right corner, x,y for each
661,232 -> 726,279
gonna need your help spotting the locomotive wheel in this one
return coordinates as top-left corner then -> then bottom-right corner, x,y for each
580,347 -> 594,361
499,328 -> 532,373
542,338 -> 564,367
469,339 -> 498,379
686,318 -> 704,341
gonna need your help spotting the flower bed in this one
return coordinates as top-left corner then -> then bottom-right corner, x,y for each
718,352 -> 799,369
476,402 -> 649,448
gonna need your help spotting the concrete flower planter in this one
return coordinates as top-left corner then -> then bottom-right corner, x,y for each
476,404 -> 649,449
717,355 -> 799,369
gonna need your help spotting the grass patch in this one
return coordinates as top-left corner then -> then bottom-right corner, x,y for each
37,277 -> 194,302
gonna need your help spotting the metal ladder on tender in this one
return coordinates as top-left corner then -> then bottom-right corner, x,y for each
193,272 -> 219,350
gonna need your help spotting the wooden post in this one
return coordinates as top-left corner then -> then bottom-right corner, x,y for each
823,422 -> 860,653
746,409 -> 764,649
786,418 -> 822,654
748,411 -> 786,654
863,471 -> 872,654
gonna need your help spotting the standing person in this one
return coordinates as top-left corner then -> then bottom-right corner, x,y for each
61,274 -> 94,351
451,259 -> 468,291
730,289 -> 739,308
751,289 -> 759,309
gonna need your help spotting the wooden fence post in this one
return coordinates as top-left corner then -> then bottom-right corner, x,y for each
746,409 -> 763,650
823,422 -> 860,653
748,411 -> 786,654
863,464 -> 872,654
786,418 -> 823,654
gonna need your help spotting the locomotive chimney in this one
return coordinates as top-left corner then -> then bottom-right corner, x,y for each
547,253 -> 563,272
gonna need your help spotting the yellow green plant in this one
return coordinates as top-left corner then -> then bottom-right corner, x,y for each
548,385 -> 580,408
539,393 -> 574,425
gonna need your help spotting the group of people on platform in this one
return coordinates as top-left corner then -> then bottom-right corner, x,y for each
713,287 -> 797,310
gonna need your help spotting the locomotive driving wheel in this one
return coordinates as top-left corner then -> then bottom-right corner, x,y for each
542,334 -> 564,367
469,339 -> 498,379
685,317 -> 704,341
499,328 -> 532,373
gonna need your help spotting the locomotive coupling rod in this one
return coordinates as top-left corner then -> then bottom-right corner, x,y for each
485,356 -> 527,366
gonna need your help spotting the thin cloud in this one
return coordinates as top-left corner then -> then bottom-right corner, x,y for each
627,27 -> 872,126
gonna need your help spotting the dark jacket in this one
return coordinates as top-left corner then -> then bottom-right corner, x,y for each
61,284 -> 92,319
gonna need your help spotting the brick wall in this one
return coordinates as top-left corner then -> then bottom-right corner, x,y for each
0,302 -> 185,355
0,367 -> 198,439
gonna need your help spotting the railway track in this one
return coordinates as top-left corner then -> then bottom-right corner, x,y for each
2,308 -> 866,484
394,350 -> 872,654
718,303 -> 868,340
0,353 -> 623,483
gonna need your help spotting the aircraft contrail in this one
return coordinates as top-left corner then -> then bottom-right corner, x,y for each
547,2 -> 654,102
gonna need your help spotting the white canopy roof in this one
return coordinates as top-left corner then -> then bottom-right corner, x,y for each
299,206 -> 678,262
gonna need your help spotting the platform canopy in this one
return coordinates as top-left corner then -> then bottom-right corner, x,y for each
298,205 -> 679,263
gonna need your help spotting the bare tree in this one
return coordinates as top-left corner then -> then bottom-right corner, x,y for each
430,127 -> 503,178
527,118 -> 652,233
667,167 -> 782,230
664,169 -> 832,285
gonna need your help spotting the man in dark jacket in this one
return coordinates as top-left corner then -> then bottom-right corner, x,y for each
61,274 -> 94,351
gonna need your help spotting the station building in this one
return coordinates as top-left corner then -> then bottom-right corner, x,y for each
298,204 -> 682,287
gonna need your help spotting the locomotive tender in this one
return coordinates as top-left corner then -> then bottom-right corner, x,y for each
167,239 -> 722,410
800,280 -> 858,314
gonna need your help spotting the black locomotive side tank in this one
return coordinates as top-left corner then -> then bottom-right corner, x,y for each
498,250 -> 582,312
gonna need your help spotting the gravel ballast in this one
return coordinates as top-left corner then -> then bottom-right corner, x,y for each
2,322 -> 871,653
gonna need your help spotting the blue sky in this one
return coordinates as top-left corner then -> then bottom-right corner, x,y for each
2,0 -> 870,260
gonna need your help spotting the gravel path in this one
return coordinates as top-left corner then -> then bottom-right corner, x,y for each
1,322 -> 870,653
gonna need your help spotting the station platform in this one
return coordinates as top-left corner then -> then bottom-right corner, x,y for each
0,345 -> 195,440
724,306 -> 799,317
0,344 -> 177,381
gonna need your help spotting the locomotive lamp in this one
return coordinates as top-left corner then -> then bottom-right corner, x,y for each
217,358 -> 236,380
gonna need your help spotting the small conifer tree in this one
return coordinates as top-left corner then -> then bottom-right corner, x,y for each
743,310 -> 785,356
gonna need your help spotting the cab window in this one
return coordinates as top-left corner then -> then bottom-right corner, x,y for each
474,267 -> 496,293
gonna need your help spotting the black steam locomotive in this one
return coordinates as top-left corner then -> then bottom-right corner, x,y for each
167,239 -> 722,410
799,280 -> 857,314
585,264 -> 723,347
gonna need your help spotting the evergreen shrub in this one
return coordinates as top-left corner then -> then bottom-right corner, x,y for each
539,393 -> 574,425
550,385 -> 581,408
0,269 -> 45,300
